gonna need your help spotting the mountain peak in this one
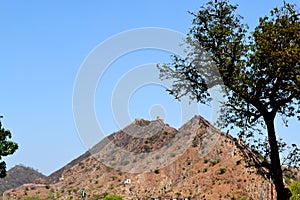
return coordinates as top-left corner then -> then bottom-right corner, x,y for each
0,165 -> 46,195
5,115 -> 299,199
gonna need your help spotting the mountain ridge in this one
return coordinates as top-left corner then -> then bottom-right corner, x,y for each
2,115 -> 299,199
0,165 -> 46,195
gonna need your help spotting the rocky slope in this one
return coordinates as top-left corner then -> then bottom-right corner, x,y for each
2,115 -> 299,199
0,165 -> 46,195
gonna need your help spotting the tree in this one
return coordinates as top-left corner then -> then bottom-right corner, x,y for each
0,116 -> 18,178
158,0 -> 300,199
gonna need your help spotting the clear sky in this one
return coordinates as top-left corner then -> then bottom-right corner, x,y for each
0,0 -> 299,176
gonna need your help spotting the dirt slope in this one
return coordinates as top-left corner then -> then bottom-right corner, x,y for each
3,115 -> 298,199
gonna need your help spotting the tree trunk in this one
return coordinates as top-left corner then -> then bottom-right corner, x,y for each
264,116 -> 287,200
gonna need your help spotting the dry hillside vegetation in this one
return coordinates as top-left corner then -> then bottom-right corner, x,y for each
0,165 -> 45,196
3,116 -> 299,199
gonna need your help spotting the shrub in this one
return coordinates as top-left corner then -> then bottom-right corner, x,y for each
192,140 -> 198,147
219,168 -> 227,174
143,145 -> 151,152
210,160 -> 217,166
170,153 -> 176,157
231,192 -> 236,200
290,181 -> 300,200
103,195 -> 123,200
106,166 -> 112,172
175,192 -> 181,197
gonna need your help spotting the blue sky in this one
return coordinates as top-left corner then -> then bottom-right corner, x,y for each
0,0 -> 299,175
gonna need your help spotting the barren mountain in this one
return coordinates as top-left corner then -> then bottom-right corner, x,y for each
0,165 -> 46,195
3,115 -> 299,199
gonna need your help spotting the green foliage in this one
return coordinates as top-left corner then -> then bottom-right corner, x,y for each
103,194 -> 123,200
175,192 -> 181,197
0,116 -> 18,178
231,192 -> 236,200
290,181 -> 300,200
209,158 -> 220,166
158,0 -> 300,151
143,145 -> 151,153
210,160 -> 217,166
219,168 -> 227,174
158,0 -> 300,198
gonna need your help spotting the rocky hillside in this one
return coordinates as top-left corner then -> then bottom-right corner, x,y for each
0,165 -> 46,195
46,151 -> 91,184
3,115 -> 299,199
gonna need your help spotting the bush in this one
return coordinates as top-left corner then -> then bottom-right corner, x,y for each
210,160 -> 217,166
290,181 -> 300,200
103,195 -> 123,200
219,168 -> 227,174
143,145 -> 151,152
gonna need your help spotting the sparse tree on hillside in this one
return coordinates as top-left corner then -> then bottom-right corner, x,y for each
0,116 -> 18,178
158,0 -> 300,199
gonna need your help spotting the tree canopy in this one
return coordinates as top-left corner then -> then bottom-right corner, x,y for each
0,116 -> 18,178
158,0 -> 300,199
